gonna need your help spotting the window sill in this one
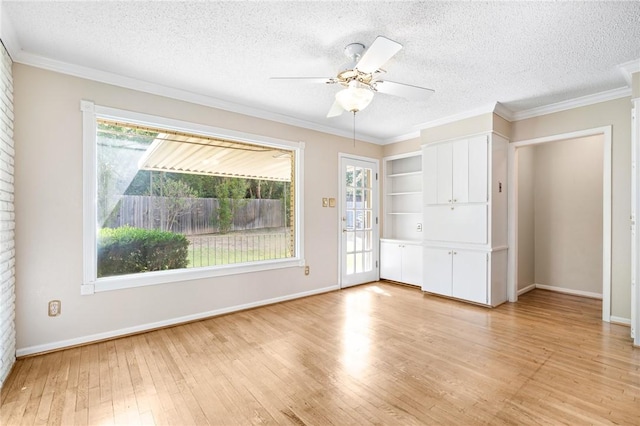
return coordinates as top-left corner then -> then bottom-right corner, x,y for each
82,257 -> 305,294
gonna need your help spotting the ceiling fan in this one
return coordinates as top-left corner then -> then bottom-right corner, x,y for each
271,36 -> 435,117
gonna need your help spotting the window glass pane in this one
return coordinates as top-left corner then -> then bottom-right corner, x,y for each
95,120 -> 295,279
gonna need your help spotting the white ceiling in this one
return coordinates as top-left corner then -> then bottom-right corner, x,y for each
2,1 -> 640,144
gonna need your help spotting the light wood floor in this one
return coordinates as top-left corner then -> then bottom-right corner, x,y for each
1,283 -> 639,425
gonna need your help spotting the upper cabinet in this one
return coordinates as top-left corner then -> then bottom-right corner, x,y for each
423,135 -> 489,206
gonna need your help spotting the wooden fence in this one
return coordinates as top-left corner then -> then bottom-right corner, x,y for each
103,195 -> 285,235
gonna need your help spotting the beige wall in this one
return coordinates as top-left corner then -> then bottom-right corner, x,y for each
421,113 -> 494,144
533,136 -> 604,294
517,146 -> 535,290
512,97 -> 631,319
13,64 -> 382,353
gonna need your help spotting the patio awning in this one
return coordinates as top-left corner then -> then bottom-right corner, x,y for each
137,133 -> 292,182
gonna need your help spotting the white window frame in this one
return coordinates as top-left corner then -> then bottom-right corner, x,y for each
81,101 -> 305,295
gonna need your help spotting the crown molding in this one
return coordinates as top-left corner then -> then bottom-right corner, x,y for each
414,102 -> 500,131
619,58 -> 640,86
380,130 -> 421,145
11,49 -> 387,145
511,87 -> 631,121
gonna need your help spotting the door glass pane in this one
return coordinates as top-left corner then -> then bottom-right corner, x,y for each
355,167 -> 363,187
363,189 -> 372,209
346,232 -> 355,253
346,188 -> 354,209
355,253 -> 363,273
355,231 -> 364,251
347,254 -> 355,275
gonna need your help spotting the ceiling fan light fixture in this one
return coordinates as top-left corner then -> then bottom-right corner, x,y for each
335,82 -> 374,113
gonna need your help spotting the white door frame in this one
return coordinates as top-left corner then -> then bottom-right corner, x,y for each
507,126 -> 612,322
338,153 -> 380,288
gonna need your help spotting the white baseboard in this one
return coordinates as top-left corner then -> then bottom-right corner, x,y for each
517,284 -> 536,296
609,316 -> 631,326
16,285 -> 339,357
534,283 -> 603,300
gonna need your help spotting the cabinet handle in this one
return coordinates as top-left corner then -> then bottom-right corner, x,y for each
453,251 -> 457,255
448,251 -> 452,255
451,206 -> 454,210
453,199 -> 457,203
448,199 -> 452,203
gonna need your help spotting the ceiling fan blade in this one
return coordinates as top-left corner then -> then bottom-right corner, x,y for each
355,36 -> 402,74
375,80 -> 435,101
326,100 -> 344,118
270,77 -> 334,84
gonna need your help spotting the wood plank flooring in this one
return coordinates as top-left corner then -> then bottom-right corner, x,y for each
1,283 -> 639,425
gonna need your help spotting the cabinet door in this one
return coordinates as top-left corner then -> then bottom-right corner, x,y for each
436,143 -> 453,204
468,135 -> 488,203
423,204 -> 487,244
423,145 -> 438,205
401,244 -> 423,286
452,250 -> 488,304
423,247 -> 452,295
380,242 -> 402,281
451,139 -> 469,203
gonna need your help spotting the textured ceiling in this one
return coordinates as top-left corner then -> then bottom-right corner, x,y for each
3,1 -> 640,143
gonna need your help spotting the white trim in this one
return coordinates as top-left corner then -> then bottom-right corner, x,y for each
414,102 -> 499,131
16,285 -> 338,357
380,131 -> 421,145
517,284 -> 536,296
618,58 -> 640,87
337,153 -> 381,288
507,126 -> 612,322
16,51 -> 385,145
610,316 -> 632,326
534,284 -> 603,300
82,101 -> 305,293
511,87 -> 631,121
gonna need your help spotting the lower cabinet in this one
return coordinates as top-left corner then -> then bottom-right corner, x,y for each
423,247 -> 489,305
380,240 -> 423,286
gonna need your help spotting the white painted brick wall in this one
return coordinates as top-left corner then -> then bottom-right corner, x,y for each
0,40 -> 15,389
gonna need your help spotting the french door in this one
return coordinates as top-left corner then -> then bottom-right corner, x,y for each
339,155 -> 379,287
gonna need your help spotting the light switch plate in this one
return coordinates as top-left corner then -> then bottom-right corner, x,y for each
322,198 -> 328,207
328,198 -> 336,207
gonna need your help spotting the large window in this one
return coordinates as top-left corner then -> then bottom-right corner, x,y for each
82,102 -> 304,293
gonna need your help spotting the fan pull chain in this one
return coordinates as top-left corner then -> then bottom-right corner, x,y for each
353,111 -> 356,148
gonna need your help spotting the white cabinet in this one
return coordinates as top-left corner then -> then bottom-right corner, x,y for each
380,152 -> 424,286
423,135 -> 488,205
380,240 -> 422,286
422,133 -> 508,307
423,248 -> 488,304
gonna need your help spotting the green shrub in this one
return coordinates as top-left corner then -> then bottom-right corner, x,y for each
98,226 -> 189,277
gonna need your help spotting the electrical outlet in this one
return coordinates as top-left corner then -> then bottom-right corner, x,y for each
48,300 -> 61,317
304,266 -> 310,275
417,223 -> 423,232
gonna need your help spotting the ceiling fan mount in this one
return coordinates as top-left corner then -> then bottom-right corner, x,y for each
271,36 -> 434,117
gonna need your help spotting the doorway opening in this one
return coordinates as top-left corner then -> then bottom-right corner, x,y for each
507,127 -> 612,322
